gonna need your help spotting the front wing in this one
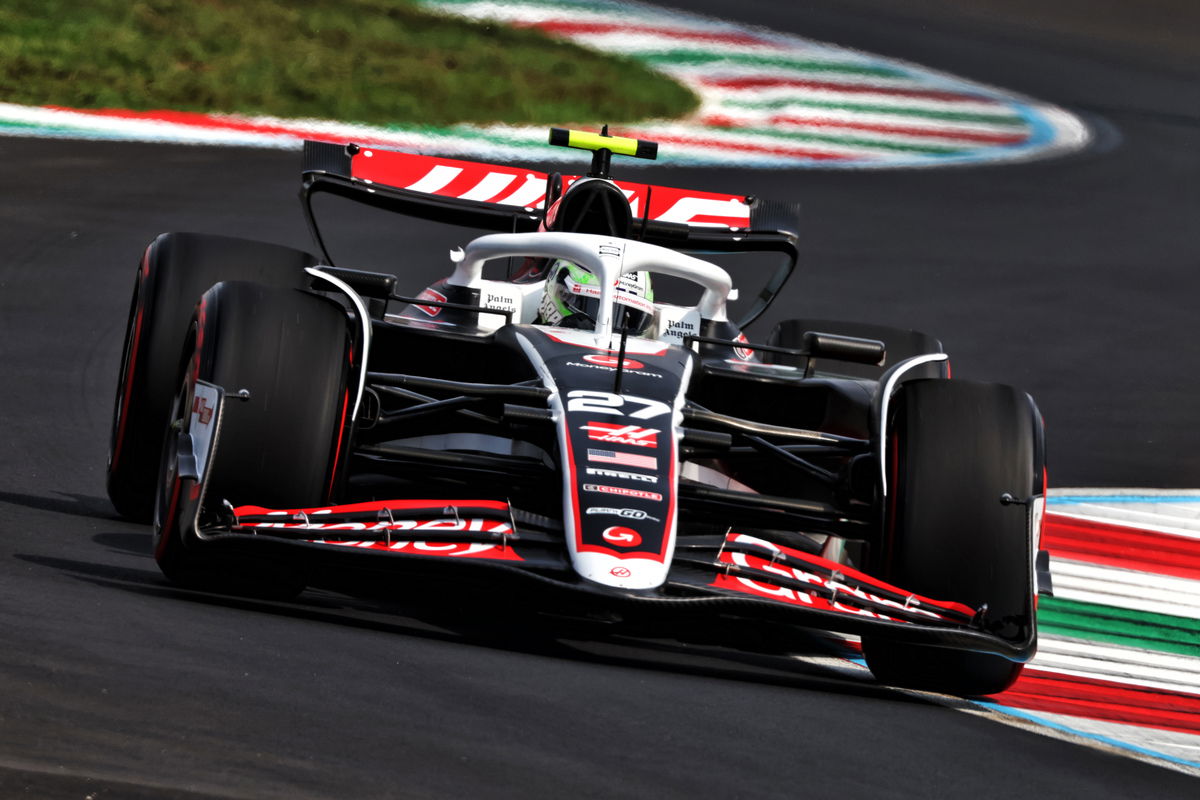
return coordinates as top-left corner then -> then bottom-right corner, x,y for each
196,499 -> 1034,660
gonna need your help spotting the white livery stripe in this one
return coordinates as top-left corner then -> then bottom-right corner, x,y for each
494,174 -> 547,208
405,164 -> 463,193
458,171 -> 518,201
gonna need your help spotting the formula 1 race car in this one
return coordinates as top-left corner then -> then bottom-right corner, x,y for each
107,128 -> 1049,696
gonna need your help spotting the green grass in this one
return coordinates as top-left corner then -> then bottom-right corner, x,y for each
0,0 -> 698,126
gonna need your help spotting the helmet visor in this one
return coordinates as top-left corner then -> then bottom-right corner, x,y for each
551,265 -> 654,335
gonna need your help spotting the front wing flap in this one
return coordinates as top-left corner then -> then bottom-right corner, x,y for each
205,499 -> 1031,660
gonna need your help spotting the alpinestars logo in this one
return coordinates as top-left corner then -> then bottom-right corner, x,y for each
586,507 -> 661,522
581,422 -> 658,448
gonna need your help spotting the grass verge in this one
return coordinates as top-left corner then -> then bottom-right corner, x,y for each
0,0 -> 697,126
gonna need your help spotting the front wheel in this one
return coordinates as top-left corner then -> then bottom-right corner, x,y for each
861,379 -> 1043,696
108,233 -> 316,521
154,281 -> 351,596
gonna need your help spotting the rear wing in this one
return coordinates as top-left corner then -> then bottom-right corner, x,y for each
300,140 -> 800,326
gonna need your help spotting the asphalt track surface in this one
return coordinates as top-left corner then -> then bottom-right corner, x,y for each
1,1 -> 1197,797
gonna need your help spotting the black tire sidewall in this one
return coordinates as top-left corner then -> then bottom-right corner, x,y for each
108,233 -> 317,521
863,379 -> 1039,695
153,281 -> 349,593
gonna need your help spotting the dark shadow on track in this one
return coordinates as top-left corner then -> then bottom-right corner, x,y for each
93,530 -> 155,556
14,549 -> 922,705
0,490 -> 119,521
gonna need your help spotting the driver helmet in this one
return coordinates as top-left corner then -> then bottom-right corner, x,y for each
536,260 -> 655,335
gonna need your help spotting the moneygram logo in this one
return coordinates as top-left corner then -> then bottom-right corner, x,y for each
582,354 -> 643,370
601,526 -> 643,547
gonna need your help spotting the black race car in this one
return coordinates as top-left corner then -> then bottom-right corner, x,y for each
108,128 -> 1049,696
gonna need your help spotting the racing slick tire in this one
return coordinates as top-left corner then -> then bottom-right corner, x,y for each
108,233 -> 316,522
861,379 -> 1042,697
154,280 -> 350,597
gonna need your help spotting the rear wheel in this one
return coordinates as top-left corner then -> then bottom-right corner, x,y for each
154,281 -> 351,597
108,233 -> 316,521
861,379 -> 1041,696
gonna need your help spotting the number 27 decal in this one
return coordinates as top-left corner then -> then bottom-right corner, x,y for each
566,390 -> 671,420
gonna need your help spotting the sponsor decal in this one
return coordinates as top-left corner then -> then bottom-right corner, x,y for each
587,448 -> 657,471
189,381 -> 221,481
586,467 -> 657,484
316,539 -> 522,561
583,484 -> 663,502
567,389 -> 671,420
666,319 -> 697,334
614,272 -> 656,316
581,422 -> 658,448
543,330 -> 670,356
481,287 -> 520,317
246,517 -> 512,533
711,534 -> 956,620
415,287 -> 446,317
610,566 -> 633,578
586,507 -> 661,522
564,275 -> 603,298
582,354 -> 643,370
733,332 -> 755,361
241,514 -> 524,561
663,317 -> 699,344
192,395 -> 214,426
601,526 -> 643,547
565,360 -> 663,379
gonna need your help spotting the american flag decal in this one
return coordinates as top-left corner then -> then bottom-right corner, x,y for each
588,449 -> 657,471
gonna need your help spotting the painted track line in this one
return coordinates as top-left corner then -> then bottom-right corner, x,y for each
0,0 -> 1089,168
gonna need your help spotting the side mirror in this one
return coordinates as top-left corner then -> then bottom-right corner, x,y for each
803,331 -> 886,366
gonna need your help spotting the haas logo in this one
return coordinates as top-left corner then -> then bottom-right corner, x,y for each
192,396 -> 214,426
581,422 -> 658,448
